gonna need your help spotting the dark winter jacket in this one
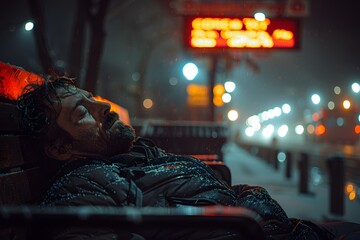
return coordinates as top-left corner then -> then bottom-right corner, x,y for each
39,138 -> 321,240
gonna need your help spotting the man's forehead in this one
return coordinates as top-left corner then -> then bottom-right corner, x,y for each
50,86 -> 88,114
55,86 -> 87,98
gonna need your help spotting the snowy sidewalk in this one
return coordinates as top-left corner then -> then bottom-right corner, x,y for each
222,142 -> 360,224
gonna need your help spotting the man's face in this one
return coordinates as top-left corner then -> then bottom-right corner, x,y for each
53,86 -> 135,158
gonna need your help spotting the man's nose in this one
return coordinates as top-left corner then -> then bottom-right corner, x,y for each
94,100 -> 111,117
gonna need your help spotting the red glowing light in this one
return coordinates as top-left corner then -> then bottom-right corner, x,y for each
0,62 -> 44,100
315,124 -> 326,135
355,125 -> 360,134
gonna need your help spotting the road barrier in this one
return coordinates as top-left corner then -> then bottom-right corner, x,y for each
327,154 -> 345,216
238,141 -> 360,218
285,151 -> 292,179
298,153 -> 309,194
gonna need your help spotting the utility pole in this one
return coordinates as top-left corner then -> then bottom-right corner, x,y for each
208,56 -> 218,122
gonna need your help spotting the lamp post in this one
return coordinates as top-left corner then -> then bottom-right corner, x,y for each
182,63 -> 198,81
208,56 -> 218,122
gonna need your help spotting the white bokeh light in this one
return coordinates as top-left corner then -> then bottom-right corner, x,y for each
25,21 -> 34,31
245,127 -> 255,137
352,83 -> 360,93
252,122 -> 261,131
311,94 -> 321,105
277,125 -> 289,137
222,93 -> 232,103
182,63 -> 198,80
261,111 -> 269,121
267,109 -> 275,119
254,12 -> 266,21
247,115 -> 260,126
262,124 -> 274,138
273,107 -> 282,117
343,100 -> 351,109
228,110 -> 239,121
282,104 -> 291,114
328,101 -> 335,110
224,81 -> 236,93
334,86 -> 341,95
295,125 -> 304,135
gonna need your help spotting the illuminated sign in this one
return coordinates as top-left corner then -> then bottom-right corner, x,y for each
184,17 -> 300,49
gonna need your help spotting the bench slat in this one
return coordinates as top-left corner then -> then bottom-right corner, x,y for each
0,101 -> 22,133
0,135 -> 42,171
0,168 -> 41,205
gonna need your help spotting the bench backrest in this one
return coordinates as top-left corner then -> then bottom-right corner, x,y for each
0,99 -> 44,205
0,99 -> 46,240
138,120 -> 228,156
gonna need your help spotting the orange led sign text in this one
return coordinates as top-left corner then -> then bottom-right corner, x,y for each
185,17 -> 299,49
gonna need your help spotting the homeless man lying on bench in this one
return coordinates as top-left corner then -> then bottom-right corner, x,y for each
17,75 -> 360,240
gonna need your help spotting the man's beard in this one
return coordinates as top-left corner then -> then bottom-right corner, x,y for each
103,112 -> 136,156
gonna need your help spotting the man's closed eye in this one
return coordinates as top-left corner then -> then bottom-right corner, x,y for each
75,106 -> 89,124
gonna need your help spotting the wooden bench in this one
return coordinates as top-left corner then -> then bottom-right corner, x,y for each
0,98 -> 45,240
0,100 -> 263,240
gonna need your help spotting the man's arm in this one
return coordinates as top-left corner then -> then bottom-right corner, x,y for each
38,161 -> 143,240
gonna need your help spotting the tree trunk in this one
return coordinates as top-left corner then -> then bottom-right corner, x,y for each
68,0 -> 89,81
84,0 -> 110,94
28,0 -> 53,73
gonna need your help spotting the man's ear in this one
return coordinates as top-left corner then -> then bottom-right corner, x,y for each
44,139 -> 73,161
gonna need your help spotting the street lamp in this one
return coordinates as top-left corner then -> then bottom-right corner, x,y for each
311,94 -> 321,105
351,82 -> 360,93
227,109 -> 238,121
245,127 -> 255,137
295,125 -> 304,135
224,81 -> 236,93
282,104 -> 291,114
182,63 -> 198,81
262,124 -> 274,138
222,93 -> 231,103
24,21 -> 34,31
278,125 -> 289,137
343,100 -> 351,109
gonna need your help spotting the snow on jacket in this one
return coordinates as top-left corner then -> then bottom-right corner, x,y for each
39,138 -> 321,240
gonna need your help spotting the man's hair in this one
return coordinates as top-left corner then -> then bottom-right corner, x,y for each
17,75 -> 77,144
